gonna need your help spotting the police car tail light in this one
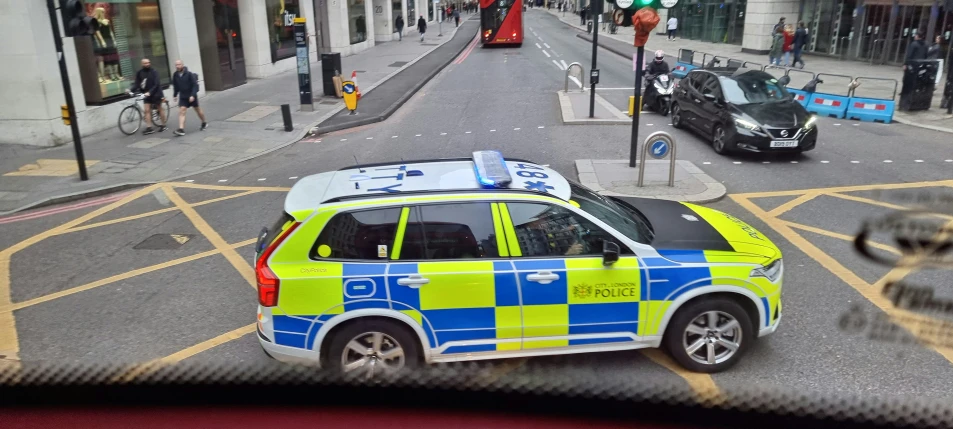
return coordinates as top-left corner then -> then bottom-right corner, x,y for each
472,150 -> 513,188
256,222 -> 301,307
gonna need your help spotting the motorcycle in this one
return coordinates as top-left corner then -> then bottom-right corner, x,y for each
643,73 -> 674,116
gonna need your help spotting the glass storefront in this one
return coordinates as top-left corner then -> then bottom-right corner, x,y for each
348,0 -> 368,44
393,0 -> 403,30
408,0 -> 415,22
266,0 -> 300,62
79,0 -> 170,103
669,0 -> 746,46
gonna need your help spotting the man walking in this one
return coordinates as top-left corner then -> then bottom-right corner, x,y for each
417,15 -> 427,42
666,15 -> 677,41
900,32 -> 927,110
792,22 -> 808,69
772,17 -> 786,34
395,14 -> 404,41
131,58 -> 166,135
171,60 -> 207,136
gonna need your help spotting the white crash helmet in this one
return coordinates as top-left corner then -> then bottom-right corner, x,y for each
654,50 -> 665,62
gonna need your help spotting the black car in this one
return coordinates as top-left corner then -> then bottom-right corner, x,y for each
671,68 -> 818,155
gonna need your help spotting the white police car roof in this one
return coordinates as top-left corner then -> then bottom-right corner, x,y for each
285,156 -> 572,216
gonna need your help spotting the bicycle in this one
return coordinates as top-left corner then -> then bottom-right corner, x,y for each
118,92 -> 171,136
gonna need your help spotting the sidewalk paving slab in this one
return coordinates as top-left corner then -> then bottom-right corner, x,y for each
0,20 -> 474,216
543,9 -> 953,133
558,90 -> 631,125
575,159 -> 726,204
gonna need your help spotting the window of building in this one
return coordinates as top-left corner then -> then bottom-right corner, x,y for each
399,203 -> 500,260
392,0 -> 403,32
77,0 -> 170,104
266,0 -> 300,62
505,203 -> 630,258
407,0 -> 415,25
312,208 -> 401,260
348,0 -> 368,44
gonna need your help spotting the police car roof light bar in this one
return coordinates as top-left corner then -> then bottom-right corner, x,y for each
472,150 -> 513,188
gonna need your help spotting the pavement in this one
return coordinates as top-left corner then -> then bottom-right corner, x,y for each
576,159 -> 727,203
0,20 -> 475,216
557,90 -> 631,124
4,8 -> 953,426
546,8 -> 953,133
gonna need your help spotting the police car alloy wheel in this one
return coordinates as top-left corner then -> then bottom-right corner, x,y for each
664,297 -> 753,373
328,320 -> 420,380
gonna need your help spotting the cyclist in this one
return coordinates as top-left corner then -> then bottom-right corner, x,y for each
131,58 -> 166,135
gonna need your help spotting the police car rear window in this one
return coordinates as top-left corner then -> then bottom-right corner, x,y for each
311,208 -> 401,260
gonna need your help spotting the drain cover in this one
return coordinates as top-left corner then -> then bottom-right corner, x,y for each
134,234 -> 193,250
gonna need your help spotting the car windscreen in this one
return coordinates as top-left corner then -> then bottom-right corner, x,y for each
720,73 -> 789,105
568,182 -> 654,245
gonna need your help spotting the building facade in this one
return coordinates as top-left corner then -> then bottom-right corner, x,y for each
1,0 -> 441,147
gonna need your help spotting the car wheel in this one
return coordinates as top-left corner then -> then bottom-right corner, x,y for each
327,319 -> 420,380
712,125 -> 730,155
671,103 -> 683,128
663,297 -> 754,373
658,98 -> 670,116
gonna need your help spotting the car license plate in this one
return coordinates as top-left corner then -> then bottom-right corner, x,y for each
770,140 -> 798,148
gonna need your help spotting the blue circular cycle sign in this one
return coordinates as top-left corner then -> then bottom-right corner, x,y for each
343,83 -> 355,94
650,140 -> 669,159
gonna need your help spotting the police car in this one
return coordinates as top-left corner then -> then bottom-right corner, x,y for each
255,151 -> 782,378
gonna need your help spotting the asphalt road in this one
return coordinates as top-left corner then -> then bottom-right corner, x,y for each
3,8 -> 953,415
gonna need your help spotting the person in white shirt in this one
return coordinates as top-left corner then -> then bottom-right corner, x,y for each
667,16 -> 678,41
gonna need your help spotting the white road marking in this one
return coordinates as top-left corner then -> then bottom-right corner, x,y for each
947,160 -> 953,162
538,126 -> 545,129
490,129 -> 496,132
553,60 -> 565,70
762,161 -> 770,164
185,180 -> 194,183
535,43 -> 542,49
569,76 -> 582,87
851,160 -> 860,163
392,135 -> 398,138
440,132 -> 447,135
915,159 -> 924,162
542,50 -> 551,58
218,179 -> 228,183
820,160 -> 830,163
542,164 -> 550,167
790,161 -> 798,164
465,131 -> 472,134
668,123 -> 673,126
702,162 -> 711,165
366,137 -> 373,139
415,134 -> 422,137
544,43 -> 551,49
733,161 -> 742,164
258,178 -> 267,181
289,176 -> 298,180
833,123 -> 841,126
514,127 -> 521,130
560,60 -> 568,69
647,124 -> 653,126
341,138 -> 347,141
538,37 -> 544,42
852,123 -> 860,126
883,160 -> 892,163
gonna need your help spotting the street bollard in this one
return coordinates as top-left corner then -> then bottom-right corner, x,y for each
637,131 -> 677,188
281,104 -> 293,132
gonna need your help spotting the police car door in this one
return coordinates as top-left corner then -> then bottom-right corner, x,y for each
388,201 -> 519,356
499,201 -> 643,351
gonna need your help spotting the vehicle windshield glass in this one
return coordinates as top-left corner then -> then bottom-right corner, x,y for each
568,182 -> 654,244
720,72 -> 789,105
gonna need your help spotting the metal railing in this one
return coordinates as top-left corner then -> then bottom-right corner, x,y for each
565,62 -> 585,92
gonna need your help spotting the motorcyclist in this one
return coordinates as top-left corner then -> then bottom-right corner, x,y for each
643,50 -> 671,99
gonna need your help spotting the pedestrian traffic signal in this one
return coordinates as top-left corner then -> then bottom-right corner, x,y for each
61,0 -> 100,37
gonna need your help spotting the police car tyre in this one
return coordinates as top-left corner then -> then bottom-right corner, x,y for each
663,297 -> 754,373
670,103 -> 683,129
326,318 -> 421,379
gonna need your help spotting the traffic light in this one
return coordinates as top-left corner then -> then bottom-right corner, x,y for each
61,0 -> 100,37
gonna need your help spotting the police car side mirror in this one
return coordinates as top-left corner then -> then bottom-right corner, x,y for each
602,241 -> 620,266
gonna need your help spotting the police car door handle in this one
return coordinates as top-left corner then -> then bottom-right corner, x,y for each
526,271 -> 560,284
397,275 -> 430,288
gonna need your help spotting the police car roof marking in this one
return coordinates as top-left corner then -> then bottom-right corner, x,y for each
302,160 -> 571,205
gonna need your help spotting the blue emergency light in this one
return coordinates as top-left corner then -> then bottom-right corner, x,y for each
472,150 -> 512,188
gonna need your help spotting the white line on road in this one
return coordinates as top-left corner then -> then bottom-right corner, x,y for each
366,137 -> 373,139
415,134 -> 421,136
790,161 -> 798,164
883,160 -> 892,163
560,60 -> 568,69
542,50 -> 551,57
733,162 -> 742,165
553,59 -> 566,70
762,161 -> 770,164
947,160 -> 953,162
185,180 -> 195,183
647,123 -> 653,126
258,178 -> 267,181
820,161 -> 830,163
538,37 -> 544,42
834,123 -> 841,126
538,126 -> 545,129
544,43 -> 551,49
490,129 -> 496,132
341,138 -> 347,141
851,160 -> 860,163
702,162 -> 711,165
440,132 -> 447,135
569,76 -> 582,88
514,127 -> 521,130
218,179 -> 228,182
535,43 -> 542,49
392,135 -> 398,138
466,131 -> 472,134
289,176 -> 298,180
915,159 -> 924,162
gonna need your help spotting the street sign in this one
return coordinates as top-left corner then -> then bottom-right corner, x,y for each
650,139 -> 669,159
660,0 -> 679,7
616,0 -> 634,8
342,80 -> 358,112
294,17 -> 312,110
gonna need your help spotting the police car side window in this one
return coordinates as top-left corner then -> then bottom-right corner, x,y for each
399,203 -> 500,260
506,203 -> 632,257
311,208 -> 401,260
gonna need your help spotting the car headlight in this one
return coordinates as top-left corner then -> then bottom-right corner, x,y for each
734,117 -> 761,132
750,258 -> 783,283
803,115 -> 817,130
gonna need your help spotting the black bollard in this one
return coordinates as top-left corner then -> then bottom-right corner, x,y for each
281,104 -> 293,131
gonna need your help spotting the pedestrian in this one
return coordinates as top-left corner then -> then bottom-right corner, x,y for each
772,17 -> 786,35
666,15 -> 677,41
131,58 -> 167,135
417,15 -> 427,42
395,14 -> 404,41
793,22 -> 808,69
454,8 -> 460,27
769,27 -> 784,66
927,35 -> 943,59
782,24 -> 794,66
171,60 -> 207,136
900,31 -> 927,110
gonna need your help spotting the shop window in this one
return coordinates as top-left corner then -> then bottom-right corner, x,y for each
79,0 -> 170,103
348,0 -> 368,44
267,0 -> 300,62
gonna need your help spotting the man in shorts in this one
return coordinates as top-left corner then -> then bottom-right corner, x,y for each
132,58 -> 167,135
171,60 -> 208,136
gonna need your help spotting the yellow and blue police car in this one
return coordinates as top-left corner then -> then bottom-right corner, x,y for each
255,151 -> 782,378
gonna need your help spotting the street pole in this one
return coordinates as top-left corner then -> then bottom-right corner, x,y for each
629,46 -> 644,167
588,0 -> 600,118
46,0 -> 89,181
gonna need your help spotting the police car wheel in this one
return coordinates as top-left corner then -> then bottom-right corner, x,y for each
663,298 -> 753,373
328,319 -> 420,380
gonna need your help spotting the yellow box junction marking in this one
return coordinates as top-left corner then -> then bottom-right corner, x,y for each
4,159 -> 100,177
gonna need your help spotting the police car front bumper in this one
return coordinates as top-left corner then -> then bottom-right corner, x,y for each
258,325 -> 323,367
758,300 -> 782,338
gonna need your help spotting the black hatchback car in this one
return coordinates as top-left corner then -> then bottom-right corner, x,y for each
671,68 -> 818,155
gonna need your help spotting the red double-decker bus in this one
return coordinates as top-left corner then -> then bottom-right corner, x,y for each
480,0 -> 523,46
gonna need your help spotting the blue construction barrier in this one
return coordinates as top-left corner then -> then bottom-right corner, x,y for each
674,49 -> 696,78
806,93 -> 850,118
846,77 -> 898,124
787,88 -> 810,107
